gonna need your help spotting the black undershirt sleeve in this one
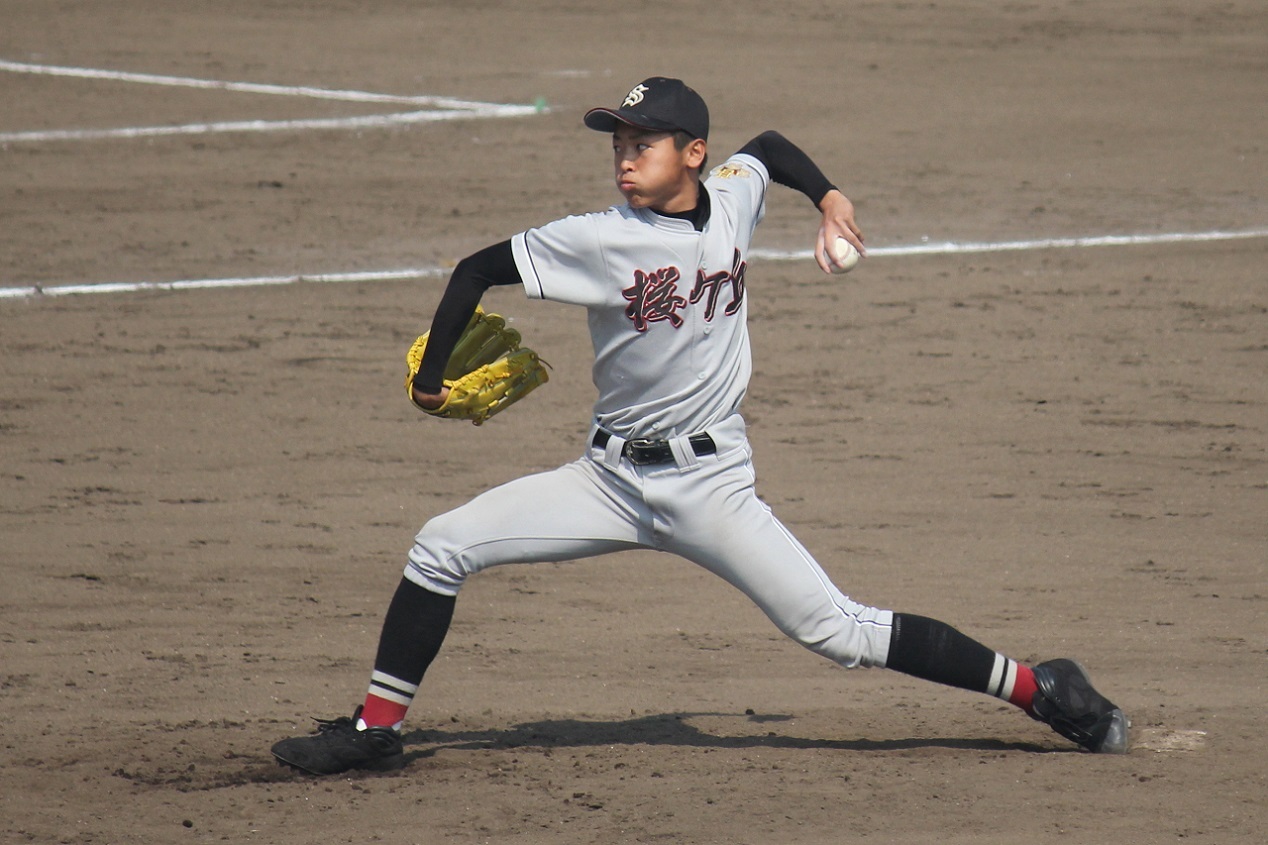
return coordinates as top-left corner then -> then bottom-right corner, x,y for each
737,130 -> 837,208
411,239 -> 522,394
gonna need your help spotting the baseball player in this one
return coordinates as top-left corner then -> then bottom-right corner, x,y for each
271,77 -> 1128,775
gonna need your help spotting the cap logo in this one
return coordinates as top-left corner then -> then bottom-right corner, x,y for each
622,84 -> 650,108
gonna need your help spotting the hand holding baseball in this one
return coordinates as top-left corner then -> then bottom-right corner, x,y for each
815,189 -> 865,274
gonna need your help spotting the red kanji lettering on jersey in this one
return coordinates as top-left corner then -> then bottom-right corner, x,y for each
690,249 -> 747,320
623,266 -> 687,332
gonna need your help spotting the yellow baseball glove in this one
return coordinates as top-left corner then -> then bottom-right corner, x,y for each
405,307 -> 549,425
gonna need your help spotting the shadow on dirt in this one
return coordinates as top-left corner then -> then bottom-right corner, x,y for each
398,710 -> 1053,761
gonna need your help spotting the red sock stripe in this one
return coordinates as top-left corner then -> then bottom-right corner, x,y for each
360,693 -> 410,729
1009,665 -> 1039,715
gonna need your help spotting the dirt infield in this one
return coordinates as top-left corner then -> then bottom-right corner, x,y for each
2,2 -> 1265,843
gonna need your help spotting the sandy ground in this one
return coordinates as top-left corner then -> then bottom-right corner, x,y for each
1,2 -> 1265,843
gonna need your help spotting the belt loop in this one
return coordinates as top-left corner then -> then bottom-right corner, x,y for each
602,430 -> 625,470
668,433 -> 700,471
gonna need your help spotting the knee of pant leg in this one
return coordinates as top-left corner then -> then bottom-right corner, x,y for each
790,605 -> 894,670
404,517 -> 471,596
405,549 -> 462,596
403,555 -> 462,596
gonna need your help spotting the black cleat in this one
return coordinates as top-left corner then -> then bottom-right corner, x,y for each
271,706 -> 405,775
1031,659 -> 1129,754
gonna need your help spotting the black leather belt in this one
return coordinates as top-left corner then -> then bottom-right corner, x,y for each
592,429 -> 717,466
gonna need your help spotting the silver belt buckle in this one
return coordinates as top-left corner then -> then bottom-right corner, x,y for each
624,438 -> 666,465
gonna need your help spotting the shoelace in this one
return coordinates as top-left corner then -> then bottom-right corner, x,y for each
312,715 -> 357,734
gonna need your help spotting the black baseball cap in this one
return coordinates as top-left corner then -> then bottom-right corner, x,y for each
584,77 -> 709,141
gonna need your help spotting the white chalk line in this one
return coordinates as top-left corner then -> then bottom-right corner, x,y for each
0,268 -> 448,300
0,105 -> 540,143
3,228 -> 1265,301
0,58 -> 541,143
0,58 -> 488,106
750,226 -> 1268,261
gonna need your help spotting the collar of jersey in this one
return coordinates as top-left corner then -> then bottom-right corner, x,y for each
632,183 -> 713,234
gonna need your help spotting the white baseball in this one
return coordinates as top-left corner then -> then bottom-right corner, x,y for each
827,236 -> 860,274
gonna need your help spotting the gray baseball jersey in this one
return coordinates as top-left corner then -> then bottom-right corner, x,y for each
511,153 -> 767,439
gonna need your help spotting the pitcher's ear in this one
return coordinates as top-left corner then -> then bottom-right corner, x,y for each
686,138 -> 708,170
